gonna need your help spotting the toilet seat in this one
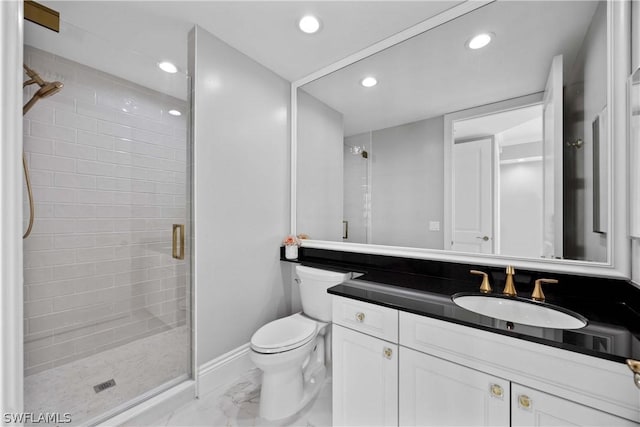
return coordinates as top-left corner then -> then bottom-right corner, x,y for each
251,314 -> 317,354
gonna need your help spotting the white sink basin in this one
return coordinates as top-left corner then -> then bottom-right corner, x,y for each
452,293 -> 587,329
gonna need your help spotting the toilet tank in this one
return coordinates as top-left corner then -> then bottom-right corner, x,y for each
296,265 -> 351,322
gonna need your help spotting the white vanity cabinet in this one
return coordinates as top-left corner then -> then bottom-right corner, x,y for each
398,344 -> 635,427
399,347 -> 510,426
511,383 -> 636,426
331,294 -> 640,427
332,296 -> 399,426
332,325 -> 398,426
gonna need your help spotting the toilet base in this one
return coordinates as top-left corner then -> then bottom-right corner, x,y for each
253,335 -> 327,421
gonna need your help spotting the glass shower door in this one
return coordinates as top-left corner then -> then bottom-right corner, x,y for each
22,16 -> 191,425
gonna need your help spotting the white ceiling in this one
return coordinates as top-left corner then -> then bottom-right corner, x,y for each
28,1 -> 463,99
302,1 -> 599,136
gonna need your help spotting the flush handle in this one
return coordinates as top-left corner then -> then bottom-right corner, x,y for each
355,312 -> 365,322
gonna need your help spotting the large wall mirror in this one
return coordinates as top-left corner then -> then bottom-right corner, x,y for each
294,0 -> 630,276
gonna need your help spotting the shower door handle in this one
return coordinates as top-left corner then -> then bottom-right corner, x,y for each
172,224 -> 185,260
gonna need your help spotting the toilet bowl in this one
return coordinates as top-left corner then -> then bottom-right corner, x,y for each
250,313 -> 326,420
250,266 -> 351,420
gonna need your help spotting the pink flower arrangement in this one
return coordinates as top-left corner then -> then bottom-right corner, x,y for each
282,235 -> 300,247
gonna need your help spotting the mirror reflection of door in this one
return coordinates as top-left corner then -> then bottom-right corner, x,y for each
452,104 -> 544,258
542,55 -> 564,259
452,138 -> 494,253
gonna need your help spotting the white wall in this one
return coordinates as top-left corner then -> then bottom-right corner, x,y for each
1,0 -> 25,414
189,26 -> 291,365
370,116 -> 444,249
296,90 -> 344,241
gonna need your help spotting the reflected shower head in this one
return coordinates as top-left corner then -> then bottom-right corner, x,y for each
23,64 -> 63,115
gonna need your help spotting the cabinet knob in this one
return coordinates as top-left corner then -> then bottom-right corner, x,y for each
518,394 -> 532,410
355,312 -> 365,322
490,383 -> 504,398
383,347 -> 393,359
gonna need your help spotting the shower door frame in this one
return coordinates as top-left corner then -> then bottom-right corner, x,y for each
1,0 -> 25,417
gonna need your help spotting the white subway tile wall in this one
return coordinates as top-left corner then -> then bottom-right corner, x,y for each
23,46 -> 189,376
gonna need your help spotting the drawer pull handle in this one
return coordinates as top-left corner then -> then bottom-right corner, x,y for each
355,312 -> 365,322
383,347 -> 393,359
627,359 -> 640,389
490,383 -> 503,398
518,394 -> 532,410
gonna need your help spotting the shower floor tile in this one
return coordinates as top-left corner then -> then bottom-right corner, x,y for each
149,368 -> 332,427
24,326 -> 189,427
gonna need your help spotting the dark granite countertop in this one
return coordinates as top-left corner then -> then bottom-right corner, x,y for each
328,278 -> 640,364
282,246 -> 640,364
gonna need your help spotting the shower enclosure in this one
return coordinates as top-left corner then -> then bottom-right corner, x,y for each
21,9 -> 192,425
343,133 -> 371,244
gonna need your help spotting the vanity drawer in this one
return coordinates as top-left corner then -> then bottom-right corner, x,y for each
332,295 -> 398,342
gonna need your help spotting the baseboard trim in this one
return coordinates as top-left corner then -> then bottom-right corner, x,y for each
198,343 -> 255,397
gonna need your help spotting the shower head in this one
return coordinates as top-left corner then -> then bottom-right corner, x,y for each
36,81 -> 63,98
23,64 -> 63,115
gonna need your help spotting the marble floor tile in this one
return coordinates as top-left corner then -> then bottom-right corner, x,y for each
150,368 -> 332,427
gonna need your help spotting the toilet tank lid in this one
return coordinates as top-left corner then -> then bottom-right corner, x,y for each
295,265 -> 351,282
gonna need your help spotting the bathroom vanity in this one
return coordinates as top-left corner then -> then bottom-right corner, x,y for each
281,247 -> 640,426
330,283 -> 639,426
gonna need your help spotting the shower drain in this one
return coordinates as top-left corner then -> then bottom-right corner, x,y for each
93,379 -> 116,393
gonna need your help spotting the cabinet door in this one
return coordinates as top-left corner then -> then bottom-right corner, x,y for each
512,383 -> 638,426
399,347 -> 509,427
333,324 -> 398,426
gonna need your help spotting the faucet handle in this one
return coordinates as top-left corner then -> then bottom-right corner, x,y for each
470,270 -> 492,293
532,278 -> 558,302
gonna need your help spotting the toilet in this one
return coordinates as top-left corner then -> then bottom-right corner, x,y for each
250,265 -> 351,420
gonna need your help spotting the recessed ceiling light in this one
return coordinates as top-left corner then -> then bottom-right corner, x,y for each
168,109 -> 181,117
299,15 -> 320,34
361,77 -> 378,88
467,33 -> 493,50
158,61 -> 178,74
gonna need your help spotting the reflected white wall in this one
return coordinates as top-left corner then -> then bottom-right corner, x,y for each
296,90 -> 344,241
500,161 -> 543,258
370,117 -> 444,249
